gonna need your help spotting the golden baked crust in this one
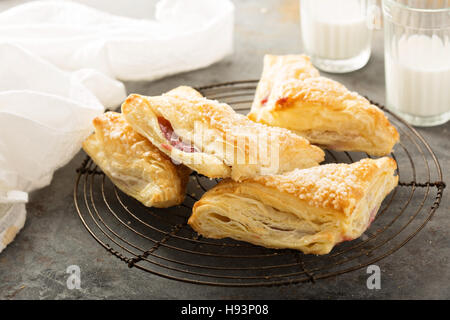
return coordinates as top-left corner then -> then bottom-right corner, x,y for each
165,85 -> 204,100
251,54 -> 320,111
189,157 -> 398,255
122,86 -> 325,181
248,54 -> 399,156
82,112 -> 190,208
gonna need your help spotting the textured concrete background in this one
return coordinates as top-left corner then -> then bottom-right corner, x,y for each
0,0 -> 448,299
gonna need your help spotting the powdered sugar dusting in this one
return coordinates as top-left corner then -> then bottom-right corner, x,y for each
152,91 -> 325,164
252,158 -> 397,214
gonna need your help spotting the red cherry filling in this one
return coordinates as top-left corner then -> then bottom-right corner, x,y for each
368,207 -> 378,225
157,117 -> 198,153
276,97 -> 288,106
260,95 -> 269,105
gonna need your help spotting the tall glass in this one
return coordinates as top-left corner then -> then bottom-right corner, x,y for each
383,0 -> 450,127
300,0 -> 376,73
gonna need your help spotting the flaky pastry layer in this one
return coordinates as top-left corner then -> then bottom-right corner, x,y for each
122,86 -> 324,181
248,54 -> 399,156
82,112 -> 190,208
251,54 -> 320,111
189,157 -> 398,255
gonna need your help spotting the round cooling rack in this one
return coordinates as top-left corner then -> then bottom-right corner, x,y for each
74,80 -> 445,287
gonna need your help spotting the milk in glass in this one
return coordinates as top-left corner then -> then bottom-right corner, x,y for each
300,0 -> 373,73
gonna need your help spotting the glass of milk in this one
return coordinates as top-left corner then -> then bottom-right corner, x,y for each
300,0 -> 376,73
383,0 -> 450,127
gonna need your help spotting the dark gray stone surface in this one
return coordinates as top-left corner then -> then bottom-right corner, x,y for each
0,0 -> 448,299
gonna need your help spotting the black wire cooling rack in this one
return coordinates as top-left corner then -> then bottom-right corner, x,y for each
74,80 -> 445,287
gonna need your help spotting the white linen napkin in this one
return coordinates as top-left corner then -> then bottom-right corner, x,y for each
0,0 -> 235,81
0,43 -> 117,252
0,0 -> 234,253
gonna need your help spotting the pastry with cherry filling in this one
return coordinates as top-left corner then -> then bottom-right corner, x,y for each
248,54 -> 399,156
82,112 -> 191,208
189,157 -> 398,255
122,86 -> 325,181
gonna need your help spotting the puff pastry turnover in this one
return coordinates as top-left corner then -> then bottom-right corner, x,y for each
248,54 -> 399,156
122,86 -> 325,181
189,157 -> 398,255
82,112 -> 191,208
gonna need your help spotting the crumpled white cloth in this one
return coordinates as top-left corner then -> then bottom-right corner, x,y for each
0,43 -> 123,252
0,0 -> 234,253
0,0 -> 234,81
